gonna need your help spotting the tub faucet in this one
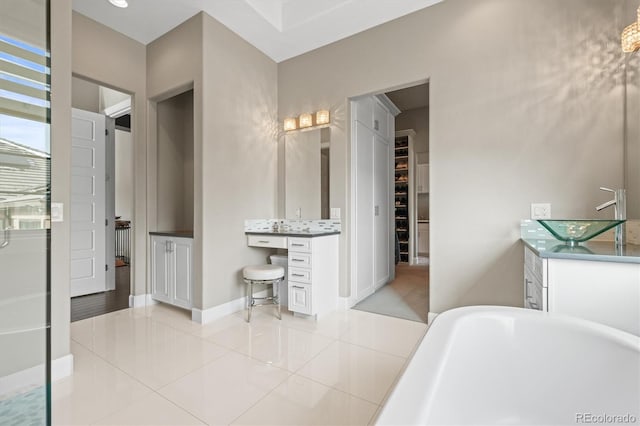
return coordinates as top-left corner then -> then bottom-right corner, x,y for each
595,187 -> 626,248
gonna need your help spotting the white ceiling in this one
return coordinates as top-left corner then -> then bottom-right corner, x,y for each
72,0 -> 443,62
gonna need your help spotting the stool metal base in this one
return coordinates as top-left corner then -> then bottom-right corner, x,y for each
244,277 -> 283,322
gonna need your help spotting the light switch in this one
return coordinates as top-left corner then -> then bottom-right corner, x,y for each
531,203 -> 551,219
330,208 -> 341,219
51,202 -> 64,222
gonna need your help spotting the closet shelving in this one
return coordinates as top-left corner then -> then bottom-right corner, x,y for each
395,135 -> 410,263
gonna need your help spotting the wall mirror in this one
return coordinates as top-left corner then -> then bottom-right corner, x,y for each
626,55 -> 639,219
285,127 -> 330,219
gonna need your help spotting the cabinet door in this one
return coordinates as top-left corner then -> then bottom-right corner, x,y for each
418,224 -> 429,254
288,283 -> 312,315
172,238 -> 193,309
417,164 -> 429,194
151,237 -> 170,303
374,133 -> 390,288
354,120 -> 375,300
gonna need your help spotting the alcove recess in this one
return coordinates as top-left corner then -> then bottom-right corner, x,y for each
156,89 -> 194,232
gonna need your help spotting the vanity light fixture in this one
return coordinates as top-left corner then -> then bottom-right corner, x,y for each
109,0 -> 129,7
622,6 -> 640,53
283,117 -> 297,131
298,113 -> 313,128
284,109 -> 331,132
315,109 -> 330,125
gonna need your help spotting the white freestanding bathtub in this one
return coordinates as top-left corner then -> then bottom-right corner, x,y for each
377,306 -> 640,425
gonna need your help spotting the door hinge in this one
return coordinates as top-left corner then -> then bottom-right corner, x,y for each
105,264 -> 108,271
105,219 -> 108,226
105,129 -> 109,136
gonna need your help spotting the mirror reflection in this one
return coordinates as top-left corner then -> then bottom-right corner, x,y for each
285,127 -> 330,219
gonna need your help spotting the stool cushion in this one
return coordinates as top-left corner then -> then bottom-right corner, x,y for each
243,264 -> 285,281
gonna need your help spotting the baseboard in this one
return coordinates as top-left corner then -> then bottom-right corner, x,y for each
129,294 -> 158,308
192,296 -> 246,324
337,297 -> 350,310
427,311 -> 439,324
0,353 -> 74,398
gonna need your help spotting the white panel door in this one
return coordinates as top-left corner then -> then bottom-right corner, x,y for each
354,120 -> 375,301
373,134 -> 390,289
70,108 -> 106,297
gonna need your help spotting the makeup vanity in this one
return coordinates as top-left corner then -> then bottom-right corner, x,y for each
246,225 -> 340,317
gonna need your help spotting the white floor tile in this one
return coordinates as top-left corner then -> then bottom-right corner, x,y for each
87,316 -> 229,389
92,392 -> 206,425
233,322 -> 335,372
52,342 -> 151,425
232,375 -> 378,426
158,351 -> 290,425
297,340 -> 406,404
340,311 -> 427,357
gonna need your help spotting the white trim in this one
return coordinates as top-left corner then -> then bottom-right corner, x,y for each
395,129 -> 417,138
103,97 -> 131,118
0,354 -> 74,398
128,293 -> 158,308
427,311 -> 438,324
52,353 -> 74,381
191,296 -> 246,324
375,94 -> 401,116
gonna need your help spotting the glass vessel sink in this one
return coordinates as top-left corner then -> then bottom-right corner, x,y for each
537,219 -> 626,246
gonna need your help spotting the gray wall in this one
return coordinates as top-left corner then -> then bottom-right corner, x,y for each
625,0 -> 640,218
201,13 -> 278,309
146,13 -> 278,310
278,0 -> 627,313
71,76 -> 100,112
396,107 -> 429,161
156,90 -> 194,231
51,0 -> 73,367
115,130 -> 133,220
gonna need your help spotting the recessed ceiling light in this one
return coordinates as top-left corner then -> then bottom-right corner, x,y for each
108,0 -> 128,8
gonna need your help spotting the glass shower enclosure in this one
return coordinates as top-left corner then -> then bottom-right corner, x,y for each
0,0 -> 51,424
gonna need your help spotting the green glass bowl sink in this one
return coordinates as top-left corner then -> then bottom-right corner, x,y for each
537,219 -> 626,246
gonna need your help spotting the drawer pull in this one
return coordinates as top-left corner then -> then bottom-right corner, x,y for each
291,259 -> 305,262
292,286 -> 304,289
292,273 -> 305,277
258,240 -> 270,243
291,243 -> 305,247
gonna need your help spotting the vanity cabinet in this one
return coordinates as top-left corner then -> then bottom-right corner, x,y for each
523,246 -> 639,335
416,164 -> 429,194
151,235 -> 193,309
417,222 -> 429,255
287,236 -> 339,317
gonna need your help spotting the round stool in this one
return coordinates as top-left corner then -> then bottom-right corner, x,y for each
243,264 -> 285,322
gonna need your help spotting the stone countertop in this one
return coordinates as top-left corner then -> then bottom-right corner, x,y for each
522,238 -> 640,264
246,230 -> 340,238
149,231 -> 194,238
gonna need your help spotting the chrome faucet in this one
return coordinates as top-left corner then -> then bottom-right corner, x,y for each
596,187 -> 626,247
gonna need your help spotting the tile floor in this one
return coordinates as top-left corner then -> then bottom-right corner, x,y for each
54,303 -> 428,425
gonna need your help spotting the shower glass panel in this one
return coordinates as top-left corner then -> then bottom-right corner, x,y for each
0,0 -> 51,424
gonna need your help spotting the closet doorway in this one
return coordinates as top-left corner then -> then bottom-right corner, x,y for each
352,82 -> 430,323
70,76 -> 133,322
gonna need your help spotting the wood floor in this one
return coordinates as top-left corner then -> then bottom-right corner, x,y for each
70,265 -> 130,322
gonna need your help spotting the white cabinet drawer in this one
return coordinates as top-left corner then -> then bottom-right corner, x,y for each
247,235 -> 288,249
289,267 -> 311,284
289,283 -> 312,315
288,252 -> 311,268
288,237 -> 312,252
